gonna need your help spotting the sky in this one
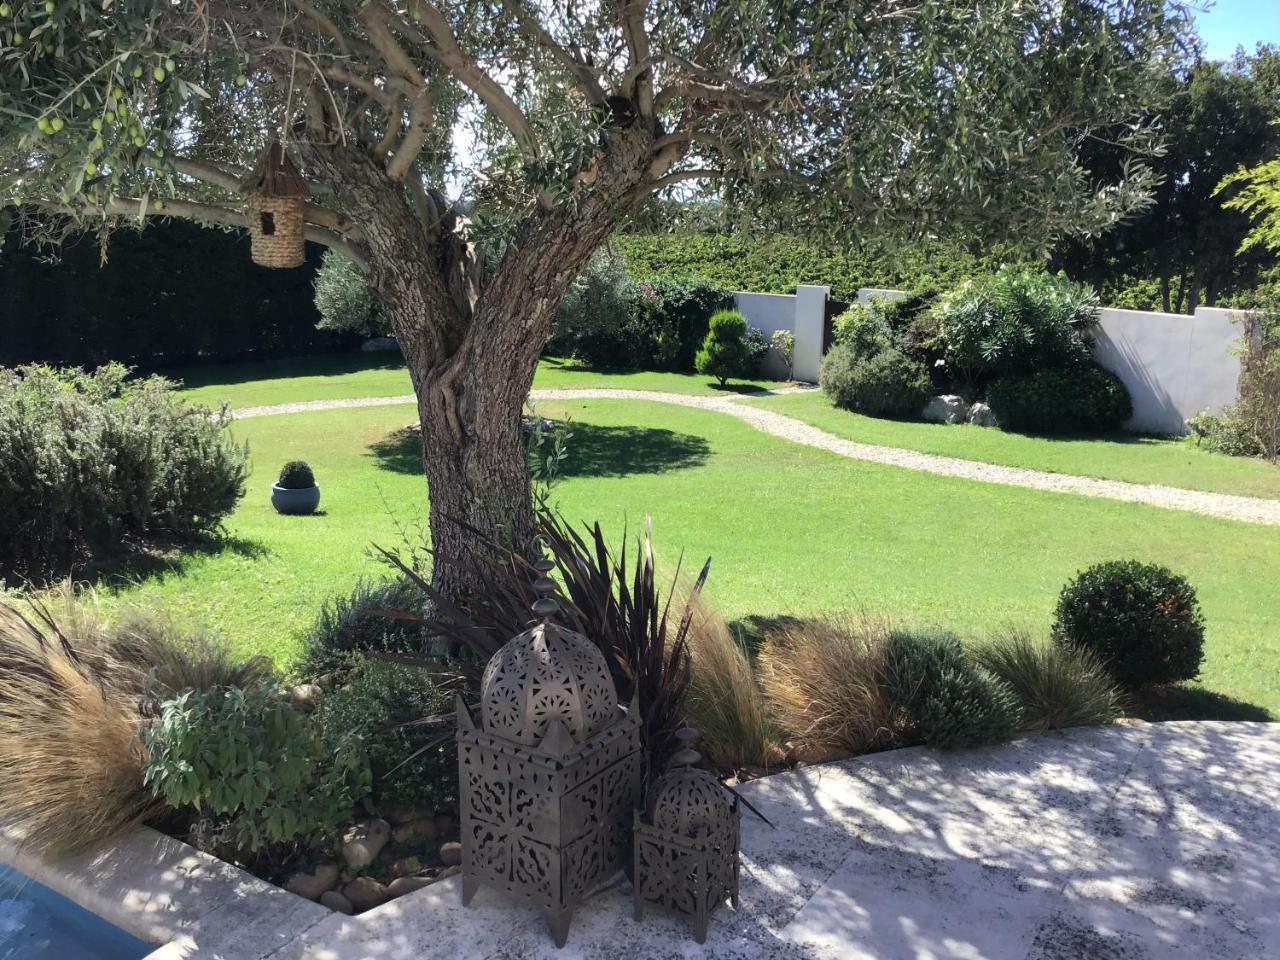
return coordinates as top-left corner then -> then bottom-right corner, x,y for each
1191,0 -> 1280,60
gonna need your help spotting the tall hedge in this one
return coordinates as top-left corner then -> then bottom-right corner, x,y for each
0,218 -> 358,367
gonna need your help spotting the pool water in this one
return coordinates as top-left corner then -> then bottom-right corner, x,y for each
0,868 -> 152,960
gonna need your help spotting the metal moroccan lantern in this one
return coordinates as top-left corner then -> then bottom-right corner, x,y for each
242,139 -> 309,269
457,562 -> 642,948
633,729 -> 741,944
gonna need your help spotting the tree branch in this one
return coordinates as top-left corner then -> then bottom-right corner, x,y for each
395,0 -> 539,156
620,1 -> 654,120
502,0 -> 609,107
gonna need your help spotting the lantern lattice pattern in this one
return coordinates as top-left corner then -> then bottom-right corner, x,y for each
241,140 -> 309,269
459,581 -> 641,949
480,620 -> 616,746
633,758 -> 740,943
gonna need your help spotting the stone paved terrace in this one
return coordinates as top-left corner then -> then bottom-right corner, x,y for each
253,722 -> 1277,960
6,722 -> 1273,959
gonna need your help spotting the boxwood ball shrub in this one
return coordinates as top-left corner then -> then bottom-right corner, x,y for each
988,363 -> 1132,434
884,630 -> 1022,750
0,363 -> 247,581
820,346 -> 932,418
1052,561 -> 1205,689
695,309 -> 753,385
277,460 -> 316,489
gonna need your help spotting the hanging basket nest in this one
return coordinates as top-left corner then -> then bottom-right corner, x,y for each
242,140 -> 310,269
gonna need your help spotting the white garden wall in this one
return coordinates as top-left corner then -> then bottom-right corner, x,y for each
735,283 -> 1247,435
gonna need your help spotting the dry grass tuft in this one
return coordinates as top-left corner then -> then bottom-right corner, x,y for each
758,612 -> 904,761
682,595 -> 781,770
0,602 -> 161,855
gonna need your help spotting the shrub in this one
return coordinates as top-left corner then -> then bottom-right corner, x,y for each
820,346 -> 932,418
314,250 -> 390,337
547,252 -> 733,371
277,460 -> 316,489
988,363 -> 1132,434
974,631 -> 1121,733
0,602 -> 162,855
884,630 -> 1022,750
758,613 -> 903,761
296,577 -> 430,679
318,658 -> 458,814
833,302 -> 893,362
1052,561 -> 1205,689
695,309 -> 753,385
682,594 -> 780,770
141,680 -> 371,854
770,330 -> 796,378
1186,409 -> 1267,457
0,364 -> 247,581
936,267 -> 1098,387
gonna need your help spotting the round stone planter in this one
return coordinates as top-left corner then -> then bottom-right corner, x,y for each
271,483 -> 321,515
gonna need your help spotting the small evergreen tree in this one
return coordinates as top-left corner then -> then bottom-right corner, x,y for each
695,310 -> 752,385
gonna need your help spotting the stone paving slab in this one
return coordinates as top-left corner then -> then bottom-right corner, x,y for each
252,722 -> 1277,960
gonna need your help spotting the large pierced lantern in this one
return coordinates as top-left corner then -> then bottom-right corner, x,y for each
241,139 -> 309,269
633,730 -> 741,944
458,566 -> 642,948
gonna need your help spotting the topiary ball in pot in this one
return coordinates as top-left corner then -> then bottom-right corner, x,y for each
271,460 -> 321,515
1052,560 -> 1205,689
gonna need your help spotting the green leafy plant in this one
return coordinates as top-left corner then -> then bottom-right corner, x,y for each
1052,560 -> 1205,689
833,302 -> 894,362
758,613 -> 903,761
316,659 -> 458,814
884,630 -> 1022,750
296,577 -> 429,680
141,680 -> 371,854
936,268 -> 1099,388
987,363 -> 1132,434
820,346 -> 932,418
315,250 -> 391,337
695,309 -> 752,385
276,460 -> 316,489
0,363 -> 247,581
770,330 -> 796,378
974,630 -> 1121,732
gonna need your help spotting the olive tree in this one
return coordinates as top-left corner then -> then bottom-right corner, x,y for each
0,0 -> 1189,597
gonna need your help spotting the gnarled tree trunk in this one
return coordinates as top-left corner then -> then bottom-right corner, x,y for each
301,129 -> 653,600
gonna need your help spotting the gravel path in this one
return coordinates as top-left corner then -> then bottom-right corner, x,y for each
232,387 -> 1280,526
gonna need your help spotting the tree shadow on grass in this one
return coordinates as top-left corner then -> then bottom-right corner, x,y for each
1125,684 -> 1273,722
367,421 -> 710,479
71,533 -> 272,591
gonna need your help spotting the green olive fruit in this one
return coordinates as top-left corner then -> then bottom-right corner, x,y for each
92,135 -> 104,149
132,135 -> 144,147
37,117 -> 51,134
165,58 -> 175,72
50,116 -> 64,132
45,0 -> 55,13
91,117 -> 103,131
0,5 -> 12,17
104,110 -> 116,123
84,161 -> 97,176
235,74 -> 247,87
153,67 -> 166,82
152,199 -> 164,210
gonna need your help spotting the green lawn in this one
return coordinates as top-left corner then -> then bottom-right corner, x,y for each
747,390 -> 1280,500
170,354 -> 781,410
98,395 -> 1280,716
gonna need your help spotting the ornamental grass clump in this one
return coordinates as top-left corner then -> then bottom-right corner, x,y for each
681,594 -> 780,770
758,613 -> 903,761
1052,560 -> 1205,689
884,629 -> 1022,750
975,630 -> 1121,732
0,602 -> 161,855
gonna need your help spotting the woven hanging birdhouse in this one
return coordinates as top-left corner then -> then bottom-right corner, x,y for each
633,729 -> 740,944
457,564 -> 642,948
242,139 -> 309,269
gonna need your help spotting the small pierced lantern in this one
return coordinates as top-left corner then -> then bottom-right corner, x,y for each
242,139 -> 309,269
458,565 -> 642,948
633,730 -> 741,944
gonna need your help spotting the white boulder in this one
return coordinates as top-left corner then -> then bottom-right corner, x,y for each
921,395 -> 969,425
